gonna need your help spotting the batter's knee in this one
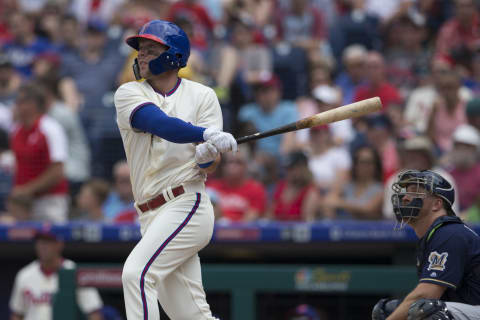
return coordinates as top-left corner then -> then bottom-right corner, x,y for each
407,299 -> 454,320
122,259 -> 141,287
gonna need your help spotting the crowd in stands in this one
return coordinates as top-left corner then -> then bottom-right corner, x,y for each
1,0 -> 480,225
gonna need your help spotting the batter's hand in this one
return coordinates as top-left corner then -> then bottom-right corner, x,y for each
203,127 -> 238,153
195,142 -> 219,165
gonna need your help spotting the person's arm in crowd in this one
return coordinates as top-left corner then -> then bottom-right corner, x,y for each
336,189 -> 384,219
59,77 -> 82,112
243,208 -> 260,223
11,163 -> 64,199
386,283 -> 446,320
10,313 -> 23,320
302,187 -> 319,222
87,310 -> 103,320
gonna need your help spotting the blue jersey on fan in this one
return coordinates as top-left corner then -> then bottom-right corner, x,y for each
2,37 -> 55,77
416,215 -> 480,305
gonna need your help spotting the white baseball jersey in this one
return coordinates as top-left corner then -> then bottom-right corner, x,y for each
9,260 -> 103,320
114,78 -> 223,203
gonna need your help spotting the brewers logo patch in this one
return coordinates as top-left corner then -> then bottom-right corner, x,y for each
427,251 -> 448,271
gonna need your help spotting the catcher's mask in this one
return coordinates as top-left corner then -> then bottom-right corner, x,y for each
391,170 -> 455,225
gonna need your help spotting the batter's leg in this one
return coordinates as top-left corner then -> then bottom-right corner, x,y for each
122,193 -> 214,320
157,254 -> 217,320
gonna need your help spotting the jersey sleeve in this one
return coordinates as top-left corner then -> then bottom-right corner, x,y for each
196,87 -> 223,130
9,271 -> 26,315
419,227 -> 468,289
76,287 -> 103,314
114,83 -> 152,130
40,117 -> 68,163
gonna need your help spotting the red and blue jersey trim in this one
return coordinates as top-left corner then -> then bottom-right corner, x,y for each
140,193 -> 201,320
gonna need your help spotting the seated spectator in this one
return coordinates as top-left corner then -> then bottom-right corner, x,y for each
74,178 -> 110,222
427,69 -> 468,153
364,115 -> 399,182
335,44 -> 368,105
324,145 -> 383,220
207,146 -> 267,223
10,83 -> 69,222
384,14 -> 430,98
0,127 -> 12,211
435,0 -> 480,73
267,151 -> 319,222
383,135 -> 459,219
2,11 -> 56,78
0,53 -> 21,113
306,125 -> 351,194
329,0 -> 380,60
353,51 -> 403,110
0,195 -> 32,223
102,160 -> 135,222
445,124 -> 480,211
238,74 -> 299,157
285,303 -> 325,320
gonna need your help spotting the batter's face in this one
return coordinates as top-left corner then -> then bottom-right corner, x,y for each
137,38 -> 168,79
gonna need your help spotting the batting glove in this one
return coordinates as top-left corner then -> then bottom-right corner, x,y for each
203,127 -> 238,153
195,142 -> 219,167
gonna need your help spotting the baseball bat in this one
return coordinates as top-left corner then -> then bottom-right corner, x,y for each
236,96 -> 382,144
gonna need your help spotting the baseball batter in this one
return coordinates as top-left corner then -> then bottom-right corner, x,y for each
115,20 -> 237,319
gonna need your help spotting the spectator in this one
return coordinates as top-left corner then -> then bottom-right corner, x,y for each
75,178 -> 110,222
307,125 -> 351,194
329,0 -> 381,59
353,51 -> 402,110
275,0 -> 328,61
285,303 -> 324,320
382,135 -> 459,219
60,19 -> 127,178
2,195 -> 32,223
207,146 -> 267,223
0,127 -> 13,212
384,14 -> 431,98
9,228 -> 103,320
364,114 -> 399,182
335,44 -> 368,105
238,74 -> 298,157
166,0 -> 215,51
324,145 -> 384,220
69,0 -> 126,25
446,124 -> 480,211
427,69 -> 468,153
102,160 -> 135,222
0,53 -> 21,114
2,11 -> 55,78
435,0 -> 480,72
466,98 -> 480,132
35,75 -> 91,198
10,83 -> 69,222
404,58 -> 472,135
267,151 -> 319,222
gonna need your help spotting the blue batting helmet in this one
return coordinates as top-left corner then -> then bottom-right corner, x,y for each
126,20 -> 190,76
391,170 -> 455,222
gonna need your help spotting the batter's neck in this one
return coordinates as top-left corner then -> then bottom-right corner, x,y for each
147,71 -> 180,96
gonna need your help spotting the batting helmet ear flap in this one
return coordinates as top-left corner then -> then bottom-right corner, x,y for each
132,58 -> 141,80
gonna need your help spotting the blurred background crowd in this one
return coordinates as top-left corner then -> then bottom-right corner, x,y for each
1,0 -> 480,226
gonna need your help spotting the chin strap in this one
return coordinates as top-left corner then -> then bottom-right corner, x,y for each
133,58 -> 142,80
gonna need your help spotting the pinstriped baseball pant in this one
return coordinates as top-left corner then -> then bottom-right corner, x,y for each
122,188 -> 217,320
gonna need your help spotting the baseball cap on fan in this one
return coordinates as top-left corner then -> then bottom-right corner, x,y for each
312,85 -> 340,105
253,72 -> 281,90
34,225 -> 61,241
452,124 -> 480,148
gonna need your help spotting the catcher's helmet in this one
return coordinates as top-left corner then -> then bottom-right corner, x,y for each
126,20 -> 190,78
391,170 -> 455,222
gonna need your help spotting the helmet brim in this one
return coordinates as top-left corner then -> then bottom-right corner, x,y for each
126,34 -> 168,50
